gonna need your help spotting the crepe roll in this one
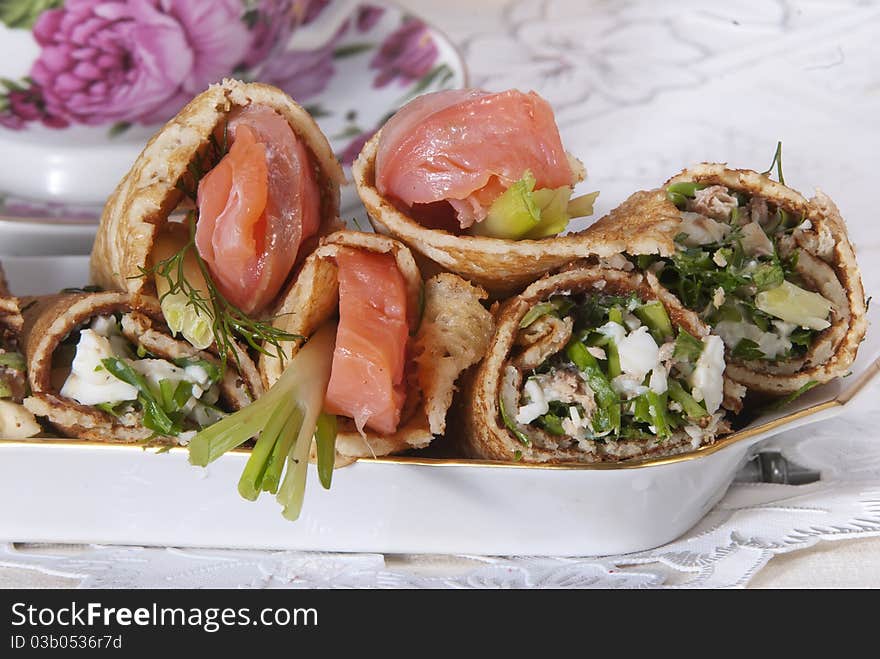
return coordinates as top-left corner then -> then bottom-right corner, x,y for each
20,291 -> 262,443
463,266 -> 742,464
353,88 -> 603,296
586,163 -> 868,395
0,265 -> 40,439
90,79 -> 345,351
259,231 -> 495,459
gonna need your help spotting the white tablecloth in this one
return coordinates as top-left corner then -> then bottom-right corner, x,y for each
2,0 -> 880,588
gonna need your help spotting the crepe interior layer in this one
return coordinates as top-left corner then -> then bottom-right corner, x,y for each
0,268 -> 39,439
640,163 -> 866,395
462,266 -> 734,464
90,78 -> 345,297
19,291 -> 262,443
0,263 -> 10,299
353,131 -> 672,297
259,230 -> 495,459
0,264 -> 20,334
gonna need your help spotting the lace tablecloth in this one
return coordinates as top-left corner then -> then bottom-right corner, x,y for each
3,0 -> 880,588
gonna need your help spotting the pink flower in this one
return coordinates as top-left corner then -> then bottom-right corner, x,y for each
357,5 -> 385,32
0,84 -> 68,129
370,18 -> 438,88
243,0 -> 331,70
30,0 -> 250,126
297,0 -> 330,25
259,39 -> 336,103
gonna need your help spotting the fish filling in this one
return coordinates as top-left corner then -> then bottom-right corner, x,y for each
643,183 -> 835,364
501,293 -> 725,450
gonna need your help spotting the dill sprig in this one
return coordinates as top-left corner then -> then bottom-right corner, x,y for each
138,122 -> 301,372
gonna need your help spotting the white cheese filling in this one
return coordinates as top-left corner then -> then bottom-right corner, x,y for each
690,335 -> 724,414
60,329 -> 138,406
60,316 -> 219,423
715,319 -> 793,360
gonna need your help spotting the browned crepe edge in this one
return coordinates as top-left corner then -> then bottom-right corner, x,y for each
259,230 -> 493,459
0,263 -> 10,298
664,163 -> 868,394
19,291 -> 260,442
0,269 -> 37,437
461,266 -> 732,464
353,131 -> 641,297
90,78 -> 345,299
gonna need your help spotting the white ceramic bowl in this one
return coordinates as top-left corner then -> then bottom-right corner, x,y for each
0,1 -> 467,255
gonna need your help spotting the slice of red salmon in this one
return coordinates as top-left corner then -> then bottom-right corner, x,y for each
324,248 -> 409,435
196,104 -> 321,315
375,88 -> 574,228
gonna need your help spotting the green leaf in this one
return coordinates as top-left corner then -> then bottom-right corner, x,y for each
94,402 -> 126,418
0,351 -> 25,371
520,302 -> 558,329
108,121 -> 131,138
673,329 -> 704,362
666,181 -> 707,198
646,391 -> 671,439
789,327 -> 813,348
537,412 -> 565,436
667,191 -> 688,208
0,76 -> 27,92
634,301 -> 674,343
731,338 -> 765,361
173,356 -> 221,386
101,357 -> 178,436
303,104 -> 331,119
499,390 -> 531,446
242,7 -> 259,28
751,262 -> 785,292
59,285 -> 103,295
761,381 -> 819,413
667,379 -> 707,420
333,42 -> 374,59
519,296 -> 574,330
0,0 -> 62,29
405,63 -> 453,99
331,124 -> 365,140
566,341 -> 619,434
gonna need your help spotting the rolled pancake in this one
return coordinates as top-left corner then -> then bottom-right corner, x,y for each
90,78 -> 345,297
0,262 -> 10,298
0,265 -> 40,438
586,164 -> 867,395
462,266 -> 738,464
21,291 -> 262,442
260,231 -> 495,459
355,132 -> 622,297
0,263 -> 20,343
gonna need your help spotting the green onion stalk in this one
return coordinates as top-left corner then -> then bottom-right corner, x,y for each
188,322 -> 339,521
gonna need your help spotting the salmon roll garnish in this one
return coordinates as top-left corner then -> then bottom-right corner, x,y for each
188,232 -> 495,520
353,88 -> 601,296
90,79 -> 344,356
